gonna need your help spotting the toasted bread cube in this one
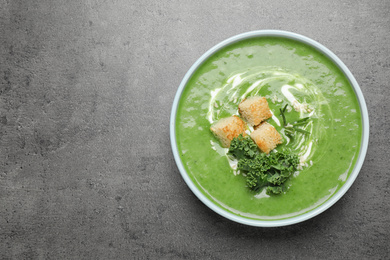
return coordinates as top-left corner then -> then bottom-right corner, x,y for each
210,115 -> 247,148
250,122 -> 282,154
238,96 -> 272,126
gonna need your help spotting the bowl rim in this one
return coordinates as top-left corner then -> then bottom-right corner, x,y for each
170,30 -> 369,227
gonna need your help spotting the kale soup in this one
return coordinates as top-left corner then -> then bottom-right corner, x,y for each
171,31 -> 368,225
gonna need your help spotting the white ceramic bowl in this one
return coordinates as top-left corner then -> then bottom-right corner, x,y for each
170,30 -> 369,227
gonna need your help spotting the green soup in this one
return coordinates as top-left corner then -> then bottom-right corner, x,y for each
175,37 -> 362,220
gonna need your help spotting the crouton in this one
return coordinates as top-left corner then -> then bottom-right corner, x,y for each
210,116 -> 247,148
238,96 -> 272,126
250,122 -> 282,154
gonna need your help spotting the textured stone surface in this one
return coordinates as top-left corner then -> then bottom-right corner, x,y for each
0,0 -> 389,259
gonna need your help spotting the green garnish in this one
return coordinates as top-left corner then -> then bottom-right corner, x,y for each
279,104 -> 311,137
296,117 -> 310,123
228,135 -> 299,195
293,117 -> 310,126
228,134 -> 258,160
279,104 -> 288,126
293,127 -> 310,135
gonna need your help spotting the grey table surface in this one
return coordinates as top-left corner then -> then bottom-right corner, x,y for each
1,1 -> 389,259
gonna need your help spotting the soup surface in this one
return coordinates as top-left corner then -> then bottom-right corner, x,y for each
175,37 -> 362,220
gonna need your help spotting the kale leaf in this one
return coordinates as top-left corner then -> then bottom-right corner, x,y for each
228,134 -> 299,195
228,134 -> 258,160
